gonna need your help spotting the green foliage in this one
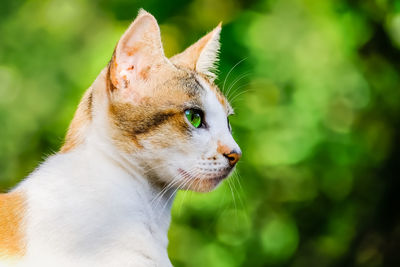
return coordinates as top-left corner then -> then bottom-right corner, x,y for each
1,0 -> 400,266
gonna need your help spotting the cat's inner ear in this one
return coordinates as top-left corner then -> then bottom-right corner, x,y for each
170,24 -> 221,81
109,9 -> 165,90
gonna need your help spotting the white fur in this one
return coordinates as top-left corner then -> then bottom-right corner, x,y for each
17,146 -> 173,267
196,28 -> 221,81
17,136 -> 174,266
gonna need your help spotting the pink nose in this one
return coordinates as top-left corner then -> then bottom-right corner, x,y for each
223,150 -> 241,166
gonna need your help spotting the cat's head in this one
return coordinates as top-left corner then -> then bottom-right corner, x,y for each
64,10 -> 241,192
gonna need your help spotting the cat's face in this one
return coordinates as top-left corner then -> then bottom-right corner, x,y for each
106,10 -> 241,192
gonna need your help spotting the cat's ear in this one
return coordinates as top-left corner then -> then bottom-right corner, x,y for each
170,24 -> 221,81
109,9 -> 165,90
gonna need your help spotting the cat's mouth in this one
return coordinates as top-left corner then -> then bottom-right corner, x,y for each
177,168 -> 231,191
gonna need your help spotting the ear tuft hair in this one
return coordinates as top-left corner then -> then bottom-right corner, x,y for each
196,23 -> 221,80
138,8 -> 151,17
170,23 -> 222,81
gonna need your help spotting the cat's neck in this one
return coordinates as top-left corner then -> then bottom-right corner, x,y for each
84,132 -> 176,224
55,67 -> 176,235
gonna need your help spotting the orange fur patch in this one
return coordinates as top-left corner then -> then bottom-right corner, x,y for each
195,73 -> 230,112
126,45 -> 141,57
139,65 -> 151,80
0,191 -> 26,259
217,140 -> 231,155
108,100 -> 189,152
108,51 -> 119,90
60,89 -> 93,153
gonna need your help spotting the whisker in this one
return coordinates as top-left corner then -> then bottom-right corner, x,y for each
222,57 -> 248,93
230,89 -> 253,104
226,71 -> 252,101
159,168 -> 196,217
227,178 -> 237,214
152,181 -> 177,209
229,79 -> 266,105
231,170 -> 250,226
228,82 -> 252,103
230,171 -> 245,212
177,169 -> 201,214
151,171 -> 183,208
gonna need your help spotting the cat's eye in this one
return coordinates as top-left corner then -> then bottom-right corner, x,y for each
227,117 -> 231,132
185,109 -> 203,128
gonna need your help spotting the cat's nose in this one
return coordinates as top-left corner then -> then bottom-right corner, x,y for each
223,150 -> 241,166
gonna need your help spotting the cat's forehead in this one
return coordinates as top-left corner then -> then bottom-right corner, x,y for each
195,74 -> 233,115
161,69 -> 232,114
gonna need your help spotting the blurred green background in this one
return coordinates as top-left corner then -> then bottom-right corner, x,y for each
1,0 -> 400,266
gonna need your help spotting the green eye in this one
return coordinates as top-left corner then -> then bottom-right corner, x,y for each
185,109 -> 203,128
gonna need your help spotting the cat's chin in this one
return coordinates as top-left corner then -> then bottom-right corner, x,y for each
177,168 -> 231,192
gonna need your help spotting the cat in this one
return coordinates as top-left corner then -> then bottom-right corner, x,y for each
0,9 -> 241,267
